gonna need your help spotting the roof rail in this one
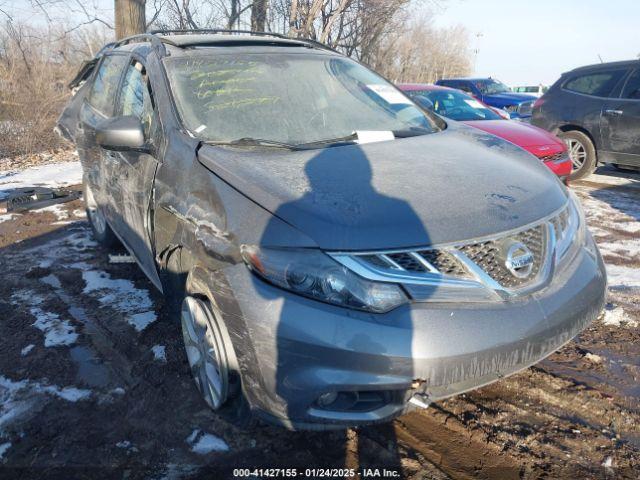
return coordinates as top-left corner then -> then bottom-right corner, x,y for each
112,33 -> 179,56
148,28 -> 336,53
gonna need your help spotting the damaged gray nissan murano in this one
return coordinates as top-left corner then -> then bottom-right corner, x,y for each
57,30 -> 606,430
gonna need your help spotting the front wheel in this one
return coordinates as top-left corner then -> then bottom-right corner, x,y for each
180,296 -> 250,424
559,130 -> 596,181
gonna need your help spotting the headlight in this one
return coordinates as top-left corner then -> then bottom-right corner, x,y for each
554,191 -> 585,262
504,105 -> 519,113
241,246 -> 408,313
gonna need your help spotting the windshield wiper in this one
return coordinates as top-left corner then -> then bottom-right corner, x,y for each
206,137 -> 299,150
392,127 -> 432,138
296,132 -> 359,149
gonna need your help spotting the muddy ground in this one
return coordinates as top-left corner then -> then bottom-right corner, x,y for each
0,166 -> 639,479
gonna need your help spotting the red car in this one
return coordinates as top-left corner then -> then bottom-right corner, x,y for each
398,84 -> 572,182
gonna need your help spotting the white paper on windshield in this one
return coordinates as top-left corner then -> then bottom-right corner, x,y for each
464,99 -> 485,109
367,84 -> 413,105
356,130 -> 395,144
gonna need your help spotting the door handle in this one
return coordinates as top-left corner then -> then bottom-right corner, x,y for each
604,109 -> 623,116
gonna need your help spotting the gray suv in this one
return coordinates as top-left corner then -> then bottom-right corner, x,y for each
57,30 -> 606,430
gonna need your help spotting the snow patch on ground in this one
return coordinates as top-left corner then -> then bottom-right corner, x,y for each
597,237 -> 640,259
602,306 -> 638,327
34,204 -> 69,221
20,344 -> 34,356
0,213 -> 18,223
11,290 -> 78,347
0,375 -> 90,433
116,440 -> 139,453
186,429 -> 229,454
0,441 -> 11,459
606,264 -> 640,289
152,345 -> 166,363
0,162 -> 82,200
82,270 -> 157,332
30,307 -> 78,347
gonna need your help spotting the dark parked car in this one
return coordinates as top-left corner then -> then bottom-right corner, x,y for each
435,77 -> 537,120
532,59 -> 640,180
57,30 -> 606,430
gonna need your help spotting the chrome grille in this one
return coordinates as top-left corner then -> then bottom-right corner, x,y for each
518,101 -> 534,116
459,224 -> 546,289
330,205 -> 572,301
417,249 -> 469,277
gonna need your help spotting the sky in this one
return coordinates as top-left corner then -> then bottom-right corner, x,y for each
431,0 -> 640,87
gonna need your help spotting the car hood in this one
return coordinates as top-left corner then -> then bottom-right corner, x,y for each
484,92 -> 537,105
197,124 -> 568,251
462,120 -> 564,149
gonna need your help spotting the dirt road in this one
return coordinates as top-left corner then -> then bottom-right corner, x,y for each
0,166 -> 638,479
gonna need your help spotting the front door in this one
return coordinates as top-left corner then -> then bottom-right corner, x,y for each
600,69 -> 640,166
111,58 -> 163,290
79,53 -> 130,221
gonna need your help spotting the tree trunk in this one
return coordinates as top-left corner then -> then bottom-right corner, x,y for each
115,0 -> 146,40
251,0 -> 268,32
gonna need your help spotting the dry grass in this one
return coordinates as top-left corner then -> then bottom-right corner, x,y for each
0,23 -> 108,158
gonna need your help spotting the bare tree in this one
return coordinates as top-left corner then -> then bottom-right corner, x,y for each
251,0 -> 267,31
115,0 -> 146,38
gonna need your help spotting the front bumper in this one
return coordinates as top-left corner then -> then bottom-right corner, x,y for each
222,235 -> 606,430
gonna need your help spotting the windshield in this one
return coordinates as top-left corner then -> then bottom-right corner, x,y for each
409,89 -> 502,121
474,79 -> 511,95
164,53 -> 438,146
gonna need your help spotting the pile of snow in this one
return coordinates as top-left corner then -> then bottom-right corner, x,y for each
186,429 -> 229,454
82,270 -> 157,332
0,162 -> 82,200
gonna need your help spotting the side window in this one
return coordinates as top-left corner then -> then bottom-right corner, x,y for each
117,61 -> 156,138
457,83 -> 473,94
88,55 -> 129,115
563,69 -> 627,97
621,70 -> 640,99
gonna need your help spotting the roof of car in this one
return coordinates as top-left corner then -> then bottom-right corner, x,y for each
110,30 -> 336,58
438,78 -> 492,82
567,59 -> 640,74
397,83 -> 451,91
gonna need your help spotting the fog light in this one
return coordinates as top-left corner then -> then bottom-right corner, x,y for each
317,392 -> 338,407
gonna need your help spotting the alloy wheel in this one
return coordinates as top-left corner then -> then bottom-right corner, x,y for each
566,138 -> 587,171
180,297 -> 227,410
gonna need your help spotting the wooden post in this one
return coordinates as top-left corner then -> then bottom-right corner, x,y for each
115,0 -> 146,40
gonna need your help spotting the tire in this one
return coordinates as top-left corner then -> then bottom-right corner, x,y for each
558,130 -> 597,181
84,180 -> 118,248
180,295 -> 251,425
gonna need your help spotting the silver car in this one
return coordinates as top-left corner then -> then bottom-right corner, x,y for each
57,30 -> 606,430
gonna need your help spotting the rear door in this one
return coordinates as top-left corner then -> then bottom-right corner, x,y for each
111,57 -> 163,290
600,69 -> 640,166
560,67 -> 629,150
79,53 -> 130,222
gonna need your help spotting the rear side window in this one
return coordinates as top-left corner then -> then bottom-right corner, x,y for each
621,70 -> 640,99
563,69 -> 627,97
88,55 -> 129,115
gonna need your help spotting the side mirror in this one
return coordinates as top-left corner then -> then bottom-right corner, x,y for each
96,115 -> 147,152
